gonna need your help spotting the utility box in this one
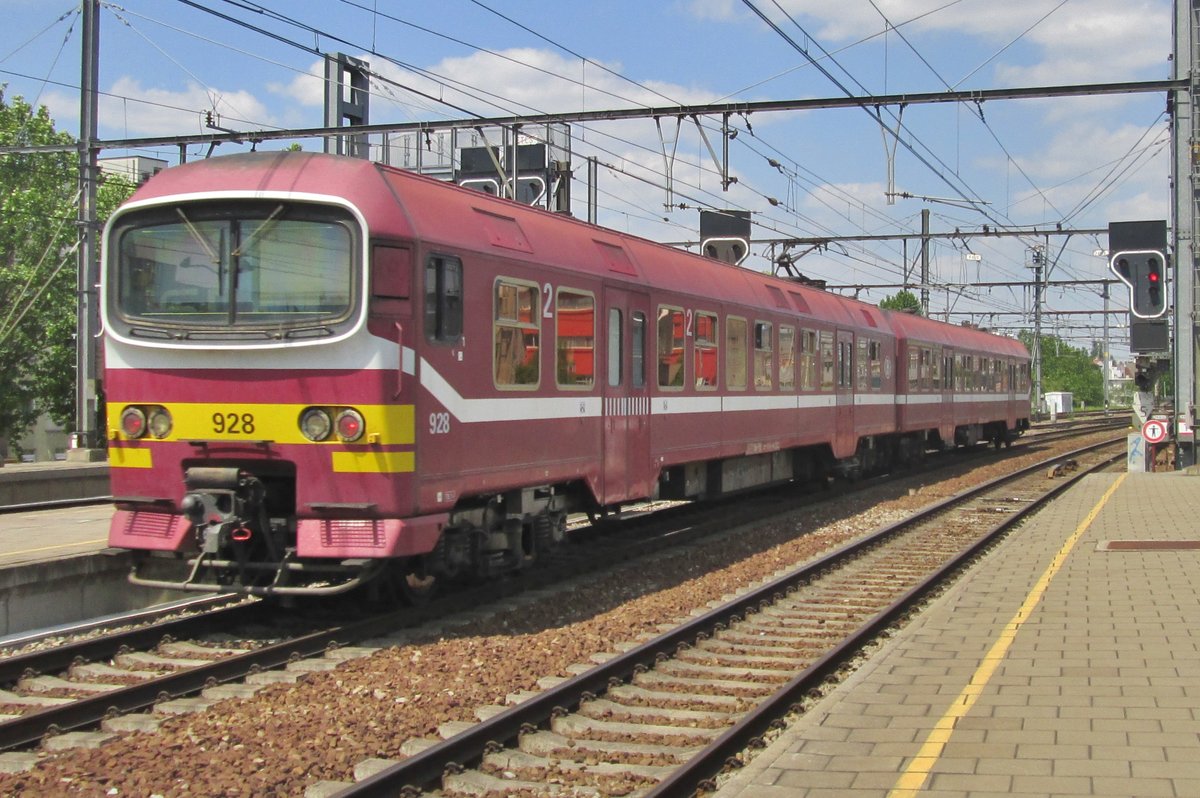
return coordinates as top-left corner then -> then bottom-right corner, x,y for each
1045,391 -> 1073,417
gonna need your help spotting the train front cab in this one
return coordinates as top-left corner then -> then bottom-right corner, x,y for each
101,167 -> 440,597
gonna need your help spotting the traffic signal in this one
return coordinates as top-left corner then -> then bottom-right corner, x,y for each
700,210 -> 751,266
1110,249 -> 1167,319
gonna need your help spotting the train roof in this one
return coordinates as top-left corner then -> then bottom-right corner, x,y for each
126,151 -> 1024,358
884,310 -> 1029,358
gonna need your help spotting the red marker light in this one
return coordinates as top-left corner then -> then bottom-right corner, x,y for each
335,409 -> 366,442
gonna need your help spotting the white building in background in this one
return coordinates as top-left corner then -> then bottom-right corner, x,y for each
99,156 -> 167,185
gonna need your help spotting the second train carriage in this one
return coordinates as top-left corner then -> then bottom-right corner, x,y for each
101,151 -> 1030,597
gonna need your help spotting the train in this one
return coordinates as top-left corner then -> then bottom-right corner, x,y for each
101,150 -> 1031,600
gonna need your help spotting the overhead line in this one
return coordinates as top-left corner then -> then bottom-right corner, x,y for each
0,79 -> 1179,155
663,224 -> 1108,248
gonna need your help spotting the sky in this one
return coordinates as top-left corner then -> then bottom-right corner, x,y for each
0,0 -> 1177,357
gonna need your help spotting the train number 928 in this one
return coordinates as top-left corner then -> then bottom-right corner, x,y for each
213,412 -> 256,436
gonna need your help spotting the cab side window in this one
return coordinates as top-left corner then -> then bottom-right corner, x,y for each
425,255 -> 462,342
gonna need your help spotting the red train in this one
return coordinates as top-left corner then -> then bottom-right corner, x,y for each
101,151 -> 1030,599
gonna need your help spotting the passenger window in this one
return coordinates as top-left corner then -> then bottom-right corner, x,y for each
838,340 -> 852,388
856,338 -> 869,391
819,331 -> 834,391
869,340 -> 882,389
656,306 -> 685,389
424,255 -> 462,342
631,312 -> 646,389
493,279 -> 540,388
800,329 -> 817,391
779,325 -> 796,391
556,289 -> 595,389
607,308 -> 622,388
754,321 -> 773,390
726,317 -> 748,390
694,311 -> 719,390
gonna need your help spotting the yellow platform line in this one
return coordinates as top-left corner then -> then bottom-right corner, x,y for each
888,472 -> 1127,797
1,538 -> 109,558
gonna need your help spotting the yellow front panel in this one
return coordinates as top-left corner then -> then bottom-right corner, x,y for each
331,450 -> 415,473
109,446 -> 153,469
107,403 -> 415,445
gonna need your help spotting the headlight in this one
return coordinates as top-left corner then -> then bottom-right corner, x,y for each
299,407 -> 333,441
335,408 -> 365,443
147,406 -> 173,439
120,407 -> 147,439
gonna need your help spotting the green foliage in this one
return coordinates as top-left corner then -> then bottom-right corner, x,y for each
0,89 -> 135,442
1018,331 -> 1104,407
879,289 -> 922,315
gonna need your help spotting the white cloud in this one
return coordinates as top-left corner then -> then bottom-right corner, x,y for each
1002,118 -> 1168,218
267,63 -> 325,109
45,77 -> 278,138
684,0 -> 1169,89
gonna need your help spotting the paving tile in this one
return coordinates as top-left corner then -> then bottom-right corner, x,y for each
710,474 -> 1200,798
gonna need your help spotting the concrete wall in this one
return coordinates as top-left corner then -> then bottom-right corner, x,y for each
0,551 -> 186,636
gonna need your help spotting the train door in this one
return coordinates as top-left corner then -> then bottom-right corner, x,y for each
601,287 -> 652,503
835,329 -> 856,457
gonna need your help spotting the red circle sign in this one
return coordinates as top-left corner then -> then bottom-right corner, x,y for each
1142,419 -> 1169,445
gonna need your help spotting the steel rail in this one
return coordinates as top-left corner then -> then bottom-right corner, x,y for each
646,443 -> 1125,797
0,599 -> 258,685
341,436 -> 1124,797
0,581 -> 498,751
0,430 -> 1119,756
0,495 -> 111,514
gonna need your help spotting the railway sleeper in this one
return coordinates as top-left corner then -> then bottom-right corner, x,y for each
605,683 -> 748,713
519,729 -> 702,766
444,768 -> 603,798
482,748 -> 675,782
576,697 -> 733,727
632,669 -> 776,698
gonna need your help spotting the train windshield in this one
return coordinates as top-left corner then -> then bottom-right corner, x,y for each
112,201 -> 357,338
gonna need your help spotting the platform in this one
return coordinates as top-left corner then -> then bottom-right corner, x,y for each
714,469 -> 1200,798
0,503 -> 187,637
0,460 -> 109,508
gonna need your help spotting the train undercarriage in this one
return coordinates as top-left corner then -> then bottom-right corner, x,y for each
126,421 -> 1023,603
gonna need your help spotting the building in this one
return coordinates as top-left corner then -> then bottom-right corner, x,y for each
99,155 -> 167,185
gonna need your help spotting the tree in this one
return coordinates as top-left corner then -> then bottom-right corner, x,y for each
1019,331 -> 1104,408
879,289 -> 922,315
0,89 -> 135,450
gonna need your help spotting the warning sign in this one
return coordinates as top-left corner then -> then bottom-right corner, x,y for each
1141,418 -> 1169,445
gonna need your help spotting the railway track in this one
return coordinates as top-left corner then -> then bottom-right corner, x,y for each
0,427 -> 1124,771
336,436 -> 1124,798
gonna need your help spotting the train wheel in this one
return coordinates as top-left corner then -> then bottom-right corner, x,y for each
369,560 -> 438,607
399,569 -> 438,605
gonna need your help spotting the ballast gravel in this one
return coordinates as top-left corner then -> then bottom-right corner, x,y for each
0,436 -> 1106,796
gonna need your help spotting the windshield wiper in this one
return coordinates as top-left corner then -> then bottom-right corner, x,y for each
174,208 -> 219,263
231,204 -> 285,258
